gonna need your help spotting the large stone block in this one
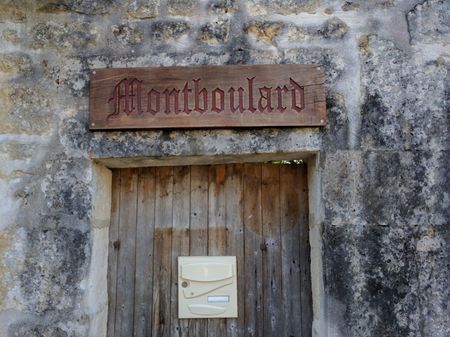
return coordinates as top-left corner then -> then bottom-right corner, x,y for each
42,57 -> 92,97
2,29 -> 21,44
407,0 -> 450,44
246,0 -> 319,15
32,21 -> 97,53
244,21 -> 283,45
340,0 -> 395,11
127,0 -> 159,19
322,151 -> 364,226
199,19 -> 230,45
0,87 -> 53,135
207,0 -> 238,14
0,53 -> 32,79
324,222 -> 422,336
150,20 -> 190,41
284,48 -> 345,85
37,0 -> 115,15
361,150 -> 449,226
287,17 -> 349,41
111,23 -> 144,46
0,2 -> 26,22
321,92 -> 349,151
360,35 -> 449,150
168,0 -> 196,16
20,226 -> 88,313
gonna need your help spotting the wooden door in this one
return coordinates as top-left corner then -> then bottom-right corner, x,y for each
108,163 -> 312,337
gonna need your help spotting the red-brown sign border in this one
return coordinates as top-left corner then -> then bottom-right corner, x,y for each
89,64 -> 326,130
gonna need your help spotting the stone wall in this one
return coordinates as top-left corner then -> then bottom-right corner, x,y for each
0,0 -> 448,336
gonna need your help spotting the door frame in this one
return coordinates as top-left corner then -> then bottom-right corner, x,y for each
86,151 -> 325,337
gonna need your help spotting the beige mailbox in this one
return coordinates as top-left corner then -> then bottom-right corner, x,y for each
178,256 -> 238,319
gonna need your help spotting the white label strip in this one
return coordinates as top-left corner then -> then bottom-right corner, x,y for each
207,296 -> 230,303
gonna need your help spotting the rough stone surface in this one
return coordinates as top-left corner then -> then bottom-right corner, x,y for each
36,0 -> 115,15
31,21 -> 98,53
287,18 -> 349,41
0,2 -> 27,22
126,0 -> 159,19
0,0 -> 449,337
111,23 -> 144,46
246,0 -> 319,15
2,29 -> 21,44
407,0 -> 450,44
150,20 -> 190,41
207,0 -> 238,14
168,0 -> 196,16
199,19 -> 230,45
0,53 -> 32,78
245,21 -> 283,45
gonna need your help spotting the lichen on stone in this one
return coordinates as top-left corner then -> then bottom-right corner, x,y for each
199,19 -> 230,45
244,21 -> 283,45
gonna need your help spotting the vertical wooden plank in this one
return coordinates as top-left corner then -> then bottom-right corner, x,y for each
170,166 -> 191,337
280,165 -> 302,337
152,167 -> 174,337
207,164 -> 228,337
225,164 -> 245,337
188,165 -> 209,337
297,165 -> 312,337
243,164 -> 263,337
115,169 -> 139,337
107,170 -> 121,337
134,168 -> 156,337
261,164 -> 283,337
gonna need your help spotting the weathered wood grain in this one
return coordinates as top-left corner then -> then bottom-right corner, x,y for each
261,164 -> 283,337
107,170 -> 121,337
108,164 -> 312,337
297,165 -> 312,337
207,165 -> 227,337
225,164 -> 245,337
115,169 -> 138,337
134,168 -> 156,337
188,165 -> 209,336
280,165 -> 302,337
243,164 -> 264,337
89,64 -> 326,130
170,166 -> 190,337
152,167 -> 174,337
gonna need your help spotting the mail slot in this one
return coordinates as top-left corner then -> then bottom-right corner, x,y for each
178,256 -> 238,319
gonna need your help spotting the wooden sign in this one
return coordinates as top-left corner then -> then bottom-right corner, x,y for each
89,64 -> 326,130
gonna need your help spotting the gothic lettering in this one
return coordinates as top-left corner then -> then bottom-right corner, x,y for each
290,78 -> 305,113
228,87 -> 245,113
258,86 -> 273,112
212,88 -> 225,113
107,76 -> 307,118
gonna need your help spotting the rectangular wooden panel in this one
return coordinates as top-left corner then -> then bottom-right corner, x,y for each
89,64 -> 326,129
243,164 -> 264,337
170,166 -> 190,337
108,164 -> 312,337
207,165 -> 227,337
297,165 -> 312,337
261,164 -> 284,336
225,164 -> 245,337
107,170 -> 121,337
152,167 -> 174,337
280,165 -> 302,337
115,169 -> 138,337
134,168 -> 156,337
188,166 -> 209,336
